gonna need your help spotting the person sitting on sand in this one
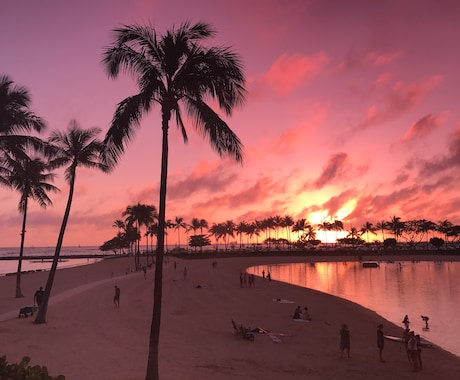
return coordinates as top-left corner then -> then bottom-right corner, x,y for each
303,306 -> 312,321
293,305 -> 302,319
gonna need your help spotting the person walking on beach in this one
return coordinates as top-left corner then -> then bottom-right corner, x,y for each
377,324 -> 385,362
114,285 -> 120,308
34,286 -> 44,307
183,266 -> 188,280
402,314 -> 410,329
339,324 -> 351,358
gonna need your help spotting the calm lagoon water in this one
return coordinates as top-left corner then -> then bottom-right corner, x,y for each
0,246 -> 102,276
247,261 -> 460,358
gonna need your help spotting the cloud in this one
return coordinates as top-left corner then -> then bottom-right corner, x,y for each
400,113 -> 446,143
337,49 -> 401,72
251,52 -> 328,97
351,75 -> 443,133
304,152 -> 369,190
419,124 -> 460,176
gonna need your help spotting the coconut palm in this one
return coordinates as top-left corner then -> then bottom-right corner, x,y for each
124,203 -> 158,266
0,75 -> 47,162
34,121 -> 109,324
102,21 -> 246,379
173,217 -> 187,249
2,154 -> 58,297
360,221 -> 377,243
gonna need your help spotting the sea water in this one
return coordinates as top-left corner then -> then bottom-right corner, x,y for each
0,246 -> 103,276
247,261 -> 460,358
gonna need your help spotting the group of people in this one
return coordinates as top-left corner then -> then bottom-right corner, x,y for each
339,323 -> 385,362
292,305 -> 312,321
403,328 -> 423,371
239,272 -> 256,287
339,324 -> 384,361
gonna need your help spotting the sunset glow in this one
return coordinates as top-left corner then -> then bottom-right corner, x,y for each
2,1 -> 460,248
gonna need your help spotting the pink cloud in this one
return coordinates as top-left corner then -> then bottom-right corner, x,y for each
352,75 -> 443,133
400,113 -> 446,143
252,52 -> 328,97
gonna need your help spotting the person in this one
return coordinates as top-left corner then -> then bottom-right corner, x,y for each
262,270 -> 265,280
407,331 -> 419,372
377,324 -> 385,362
339,324 -> 351,358
266,271 -> 271,282
421,315 -> 430,329
114,285 -> 120,307
303,306 -> 312,321
403,328 -> 411,362
34,286 -> 44,307
415,334 -> 423,370
183,266 -> 188,280
293,305 -> 302,319
402,314 -> 410,329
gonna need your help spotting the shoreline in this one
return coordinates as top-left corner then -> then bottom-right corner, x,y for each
1,255 -> 460,379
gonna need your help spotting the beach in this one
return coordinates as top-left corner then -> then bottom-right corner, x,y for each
1,255 -> 460,379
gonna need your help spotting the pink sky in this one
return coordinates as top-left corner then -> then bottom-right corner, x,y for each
1,0 -> 460,248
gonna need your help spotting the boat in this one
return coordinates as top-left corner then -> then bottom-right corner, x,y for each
362,261 -> 380,268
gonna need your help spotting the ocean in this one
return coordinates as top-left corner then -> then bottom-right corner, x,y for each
0,246 -> 103,276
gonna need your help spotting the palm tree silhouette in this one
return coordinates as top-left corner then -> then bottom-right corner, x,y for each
101,21 -> 246,379
173,216 -> 187,249
2,154 -> 58,297
35,121 -> 109,324
0,75 -> 47,163
124,203 -> 158,267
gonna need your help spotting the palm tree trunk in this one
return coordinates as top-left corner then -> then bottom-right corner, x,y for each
15,201 -> 28,298
146,109 -> 170,380
35,171 -> 75,324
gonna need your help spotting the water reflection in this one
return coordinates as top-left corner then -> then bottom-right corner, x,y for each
247,261 -> 460,357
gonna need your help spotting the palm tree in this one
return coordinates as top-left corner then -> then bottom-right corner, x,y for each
388,216 -> 405,242
102,21 -> 246,379
35,121 -> 109,324
174,217 -> 187,249
360,221 -> 377,243
0,75 -> 47,162
123,203 -> 158,266
375,220 -> 388,242
2,154 -> 58,298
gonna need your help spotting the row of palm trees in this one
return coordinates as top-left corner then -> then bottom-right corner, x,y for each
102,208 -> 460,253
0,74 -> 111,325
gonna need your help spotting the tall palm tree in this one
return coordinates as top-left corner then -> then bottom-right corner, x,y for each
2,154 -> 58,297
0,75 -> 47,162
102,21 -> 246,379
35,121 -> 109,324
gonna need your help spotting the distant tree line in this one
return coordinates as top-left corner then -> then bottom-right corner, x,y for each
100,206 -> 460,254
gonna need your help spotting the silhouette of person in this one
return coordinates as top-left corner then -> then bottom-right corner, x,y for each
340,324 -> 351,358
114,285 -> 120,307
377,324 -> 385,362
34,286 -> 44,307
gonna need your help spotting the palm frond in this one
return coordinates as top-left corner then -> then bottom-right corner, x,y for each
185,97 -> 243,163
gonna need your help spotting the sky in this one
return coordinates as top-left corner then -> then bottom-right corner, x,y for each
1,0 -> 460,248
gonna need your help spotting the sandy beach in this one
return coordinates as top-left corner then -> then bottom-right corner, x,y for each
1,255 -> 460,379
